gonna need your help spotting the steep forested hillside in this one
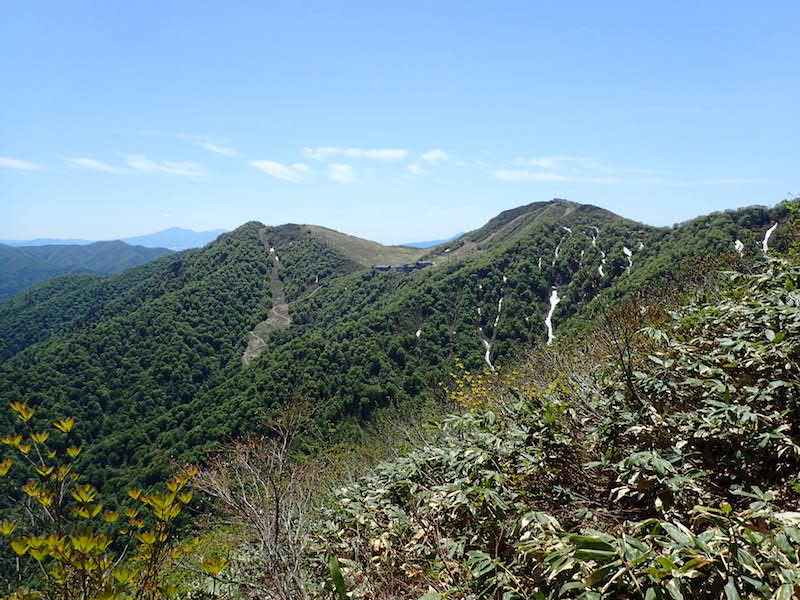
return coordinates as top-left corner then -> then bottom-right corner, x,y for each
301,256 -> 800,600
0,240 -> 172,301
0,200 -> 791,496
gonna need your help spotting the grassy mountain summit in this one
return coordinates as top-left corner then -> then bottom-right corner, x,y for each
0,199 -> 791,496
301,224 -> 426,266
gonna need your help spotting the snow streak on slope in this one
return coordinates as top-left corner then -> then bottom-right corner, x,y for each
623,246 -> 633,272
589,227 -> 606,277
479,328 -> 495,371
482,339 -> 494,371
545,288 -> 560,346
494,297 -> 503,328
735,239 -> 745,257
763,223 -> 778,253
552,227 -> 572,266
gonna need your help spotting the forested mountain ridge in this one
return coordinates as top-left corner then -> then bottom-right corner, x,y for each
0,199 -> 791,495
0,240 -> 172,301
1,226 -> 227,250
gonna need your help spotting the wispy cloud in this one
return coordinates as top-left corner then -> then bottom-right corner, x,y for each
303,147 -> 408,161
249,160 -> 310,182
329,163 -> 359,184
644,177 -> 767,186
124,154 -> 207,179
493,170 -> 585,182
66,155 -> 206,178
198,141 -> 238,156
120,130 -> 238,157
420,149 -> 450,164
67,157 -> 127,174
519,155 -> 586,169
407,164 -> 425,176
515,155 -> 661,175
0,157 -> 45,171
492,169 -> 764,186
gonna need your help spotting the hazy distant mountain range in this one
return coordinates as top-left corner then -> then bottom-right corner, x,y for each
0,241 -> 173,301
401,233 -> 464,248
1,226 -> 227,251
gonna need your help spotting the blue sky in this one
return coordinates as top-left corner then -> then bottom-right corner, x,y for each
2,1 -> 798,244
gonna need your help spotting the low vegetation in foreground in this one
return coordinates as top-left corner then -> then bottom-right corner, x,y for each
2,257 -> 800,598
299,258 -> 800,599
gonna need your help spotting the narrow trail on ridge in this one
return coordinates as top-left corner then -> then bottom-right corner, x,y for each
241,228 -> 291,367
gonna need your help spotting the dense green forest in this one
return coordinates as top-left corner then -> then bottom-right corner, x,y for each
299,255 -> 800,599
0,198 -> 798,599
0,200 -> 790,497
0,240 -> 172,301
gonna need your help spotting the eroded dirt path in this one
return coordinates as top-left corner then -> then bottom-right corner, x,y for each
242,228 -> 291,366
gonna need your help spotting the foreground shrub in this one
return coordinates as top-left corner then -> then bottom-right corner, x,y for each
306,258 -> 800,599
0,405 -> 212,600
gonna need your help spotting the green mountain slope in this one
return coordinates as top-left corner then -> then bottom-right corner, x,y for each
0,240 -> 172,301
0,200 -> 790,494
303,257 -> 800,599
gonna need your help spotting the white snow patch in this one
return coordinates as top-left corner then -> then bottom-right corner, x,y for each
734,239 -> 744,257
598,248 -> 607,277
623,246 -> 633,272
762,223 -> 778,253
494,297 -> 503,328
638,241 -> 644,250
415,329 -> 421,338
482,338 -> 494,371
545,288 -> 560,346
444,247 -> 451,253
478,326 -> 495,371
553,239 -> 564,266
552,228 -> 573,266
538,256 -> 543,269
503,275 -> 507,283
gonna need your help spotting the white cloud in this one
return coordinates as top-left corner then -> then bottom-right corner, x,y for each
407,164 -> 425,175
67,158 -> 127,174
303,147 -> 408,161
120,130 -> 238,157
492,169 -> 761,186
198,141 -> 237,156
249,160 -> 310,182
420,149 -> 450,164
521,156 -> 585,169
329,163 -> 359,184
644,177 -> 767,186
125,154 -> 207,179
0,157 -> 45,171
492,170 -> 570,182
